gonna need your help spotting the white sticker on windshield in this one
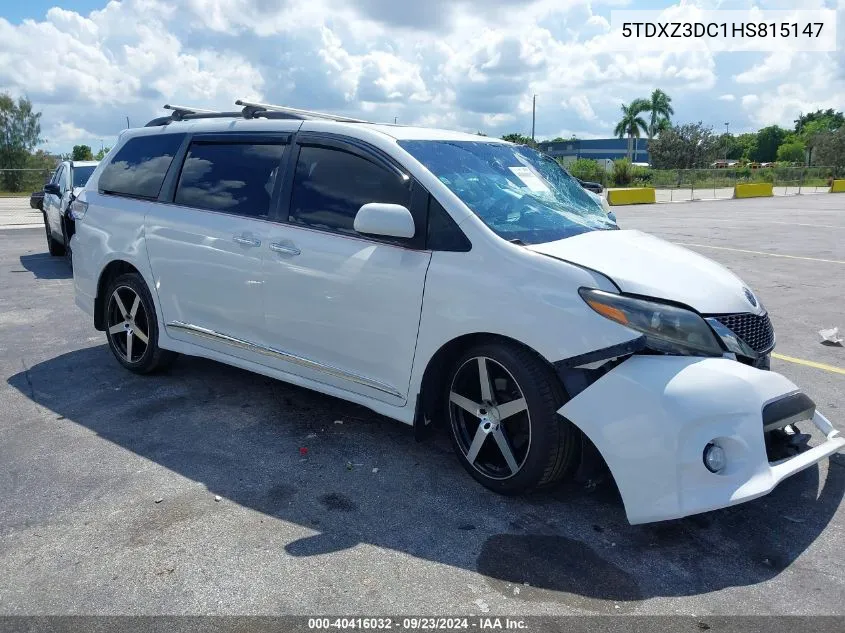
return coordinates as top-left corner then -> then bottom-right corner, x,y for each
508,166 -> 550,193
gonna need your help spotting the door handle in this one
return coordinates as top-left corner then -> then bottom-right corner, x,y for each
233,235 -> 261,247
269,242 -> 301,256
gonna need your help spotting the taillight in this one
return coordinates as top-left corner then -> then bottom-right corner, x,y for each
70,197 -> 88,220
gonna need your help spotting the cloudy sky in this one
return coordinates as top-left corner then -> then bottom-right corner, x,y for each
0,0 -> 843,153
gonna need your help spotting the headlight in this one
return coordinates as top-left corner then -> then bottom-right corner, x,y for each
579,288 -> 724,357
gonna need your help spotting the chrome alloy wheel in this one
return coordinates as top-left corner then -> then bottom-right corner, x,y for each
449,356 -> 531,480
106,286 -> 150,364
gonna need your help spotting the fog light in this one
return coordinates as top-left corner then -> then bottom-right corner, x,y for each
703,443 -> 726,473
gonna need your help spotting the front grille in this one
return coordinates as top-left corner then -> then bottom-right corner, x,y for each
715,312 -> 775,354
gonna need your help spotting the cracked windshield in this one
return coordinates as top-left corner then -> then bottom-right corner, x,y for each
400,140 -> 616,245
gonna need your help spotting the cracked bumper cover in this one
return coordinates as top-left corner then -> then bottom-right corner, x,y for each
558,356 -> 845,524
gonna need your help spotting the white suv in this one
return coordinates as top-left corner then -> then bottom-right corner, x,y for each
70,101 -> 843,524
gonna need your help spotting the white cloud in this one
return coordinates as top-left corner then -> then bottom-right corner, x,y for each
0,0 -> 842,152
567,95 -> 596,121
741,94 -> 760,109
734,53 -> 794,85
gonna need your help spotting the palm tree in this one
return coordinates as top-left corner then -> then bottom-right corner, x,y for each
653,116 -> 671,137
646,89 -> 674,139
614,100 -> 649,162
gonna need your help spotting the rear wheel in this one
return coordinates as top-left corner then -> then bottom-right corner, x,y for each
43,213 -> 65,256
446,341 -> 579,494
104,272 -> 176,374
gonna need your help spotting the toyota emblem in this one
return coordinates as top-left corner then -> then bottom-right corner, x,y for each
744,287 -> 758,308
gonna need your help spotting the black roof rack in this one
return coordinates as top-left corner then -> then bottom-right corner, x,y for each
234,99 -> 369,123
144,100 -> 371,127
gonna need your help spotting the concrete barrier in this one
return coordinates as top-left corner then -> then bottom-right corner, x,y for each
734,183 -> 773,198
607,188 -> 656,206
831,180 -> 845,193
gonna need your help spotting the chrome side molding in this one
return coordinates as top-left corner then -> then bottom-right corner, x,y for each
167,321 -> 404,400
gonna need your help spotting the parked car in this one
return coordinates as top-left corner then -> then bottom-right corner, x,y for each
30,189 -> 45,210
42,160 -> 98,259
70,102 -> 844,525
576,178 -> 603,195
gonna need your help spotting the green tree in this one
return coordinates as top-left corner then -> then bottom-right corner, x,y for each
648,122 -> 720,169
751,125 -> 788,163
794,109 -> 844,134
732,133 -> 758,161
0,93 -> 42,191
501,133 -> 537,147
95,146 -> 111,160
799,119 -> 841,165
813,128 -> 845,171
567,158 -> 605,184
776,141 -> 805,164
613,99 -> 649,161
72,144 -> 95,161
611,158 -> 633,186
24,149 -> 58,191
644,89 -> 674,139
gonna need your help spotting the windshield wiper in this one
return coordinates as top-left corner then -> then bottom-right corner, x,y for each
509,238 -> 526,246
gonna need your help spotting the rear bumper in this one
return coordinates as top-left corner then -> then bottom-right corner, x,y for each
558,356 -> 844,524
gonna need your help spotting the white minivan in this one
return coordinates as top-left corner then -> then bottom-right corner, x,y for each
70,102 -> 843,525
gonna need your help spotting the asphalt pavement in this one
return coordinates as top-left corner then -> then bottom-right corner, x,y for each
0,195 -> 843,616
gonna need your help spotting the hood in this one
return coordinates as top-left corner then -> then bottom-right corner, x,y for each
527,229 -> 763,315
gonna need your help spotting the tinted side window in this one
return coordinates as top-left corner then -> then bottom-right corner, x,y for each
174,142 -> 285,217
99,134 -> 185,199
290,146 -> 410,234
54,166 -> 66,189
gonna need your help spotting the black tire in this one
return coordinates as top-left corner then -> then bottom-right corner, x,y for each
445,341 -> 579,495
44,213 -> 65,256
104,272 -> 177,374
61,217 -> 73,267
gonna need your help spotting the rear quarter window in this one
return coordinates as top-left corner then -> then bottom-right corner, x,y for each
99,134 -> 185,199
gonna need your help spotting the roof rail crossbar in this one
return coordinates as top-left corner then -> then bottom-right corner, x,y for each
235,99 -> 369,123
163,104 -> 221,121
145,105 -> 240,127
144,100 -> 372,127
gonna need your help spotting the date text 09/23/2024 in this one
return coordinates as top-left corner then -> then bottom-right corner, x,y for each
307,617 -> 528,631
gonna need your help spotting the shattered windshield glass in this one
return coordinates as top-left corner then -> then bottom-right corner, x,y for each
399,140 -> 615,245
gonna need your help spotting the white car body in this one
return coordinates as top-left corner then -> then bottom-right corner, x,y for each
71,113 -> 844,525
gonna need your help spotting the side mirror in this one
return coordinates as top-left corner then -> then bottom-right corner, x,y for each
354,203 -> 415,239
44,183 -> 61,196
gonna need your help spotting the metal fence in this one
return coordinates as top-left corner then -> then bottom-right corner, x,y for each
0,169 -> 55,195
581,166 -> 842,201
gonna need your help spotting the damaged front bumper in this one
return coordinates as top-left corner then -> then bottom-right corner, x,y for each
558,356 -> 845,525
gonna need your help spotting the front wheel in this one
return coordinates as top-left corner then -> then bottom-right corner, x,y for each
104,272 -> 177,374
43,213 -> 65,256
446,341 -> 579,495
61,217 -> 73,267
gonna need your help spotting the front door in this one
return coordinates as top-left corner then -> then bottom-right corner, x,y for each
43,165 -> 67,239
145,134 -> 290,357
262,137 -> 431,404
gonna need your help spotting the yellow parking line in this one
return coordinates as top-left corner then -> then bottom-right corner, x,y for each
772,353 -> 845,376
676,242 -> 845,265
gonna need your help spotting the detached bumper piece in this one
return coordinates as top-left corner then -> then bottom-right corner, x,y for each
558,356 -> 845,524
